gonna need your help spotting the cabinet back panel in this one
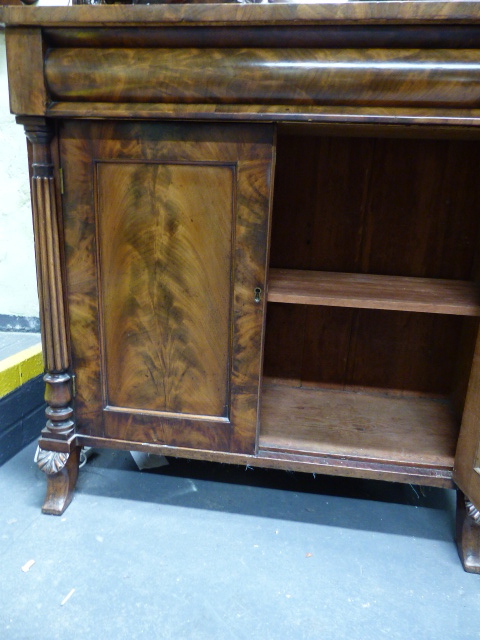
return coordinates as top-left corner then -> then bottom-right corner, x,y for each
264,304 -> 464,396
271,134 -> 480,278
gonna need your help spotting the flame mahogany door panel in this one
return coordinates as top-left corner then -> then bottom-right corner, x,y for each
60,120 -> 275,454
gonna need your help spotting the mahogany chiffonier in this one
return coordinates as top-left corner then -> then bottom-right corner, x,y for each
3,0 -> 480,572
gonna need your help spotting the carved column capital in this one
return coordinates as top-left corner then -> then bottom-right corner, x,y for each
22,120 -> 56,179
23,123 -> 54,147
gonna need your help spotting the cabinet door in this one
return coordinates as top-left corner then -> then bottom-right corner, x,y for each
454,330 -> 480,508
61,121 -> 274,454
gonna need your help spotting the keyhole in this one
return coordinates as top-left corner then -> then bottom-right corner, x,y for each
254,287 -> 262,303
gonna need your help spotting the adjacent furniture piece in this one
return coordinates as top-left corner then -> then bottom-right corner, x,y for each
3,1 -> 480,572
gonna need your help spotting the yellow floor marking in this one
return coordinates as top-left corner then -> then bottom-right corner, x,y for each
0,343 -> 43,399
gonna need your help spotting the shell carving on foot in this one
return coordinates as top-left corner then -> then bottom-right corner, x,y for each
37,449 -> 69,475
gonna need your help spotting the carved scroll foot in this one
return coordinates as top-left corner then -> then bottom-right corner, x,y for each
456,491 -> 480,574
38,446 -> 80,516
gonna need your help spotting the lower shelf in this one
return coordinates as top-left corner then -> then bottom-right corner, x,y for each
259,382 -> 459,471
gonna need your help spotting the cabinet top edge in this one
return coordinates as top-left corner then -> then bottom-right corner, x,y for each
3,3 -> 480,28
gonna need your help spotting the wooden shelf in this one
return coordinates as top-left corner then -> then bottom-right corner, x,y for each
259,383 -> 459,470
267,268 -> 480,316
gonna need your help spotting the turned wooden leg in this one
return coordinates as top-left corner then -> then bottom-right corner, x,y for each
21,118 -> 78,515
456,491 -> 480,574
38,446 -> 80,515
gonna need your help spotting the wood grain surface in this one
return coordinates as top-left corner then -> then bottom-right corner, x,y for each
260,382 -> 459,469
98,160 -> 233,418
5,28 -> 46,116
268,269 -> 480,316
19,119 -> 79,513
264,305 -> 464,396
270,133 -> 480,279
45,47 -> 480,108
265,132 -> 480,398
41,25 -> 480,50
75,432 -> 454,488
22,121 -> 73,432
61,121 -> 274,453
4,3 -> 480,28
454,329 -> 480,508
45,103 -> 480,127
7,2 -> 480,556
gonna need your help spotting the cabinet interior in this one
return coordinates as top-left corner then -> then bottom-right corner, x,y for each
260,127 -> 480,474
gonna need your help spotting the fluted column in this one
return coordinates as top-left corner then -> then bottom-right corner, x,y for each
22,119 -> 78,514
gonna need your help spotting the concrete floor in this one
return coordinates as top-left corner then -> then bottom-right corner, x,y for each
0,332 -> 41,361
1,442 -> 479,640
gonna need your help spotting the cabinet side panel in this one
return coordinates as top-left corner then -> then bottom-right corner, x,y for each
97,161 -> 233,418
455,328 -> 480,508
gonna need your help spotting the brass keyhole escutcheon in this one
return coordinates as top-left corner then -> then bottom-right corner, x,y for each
254,287 -> 262,303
